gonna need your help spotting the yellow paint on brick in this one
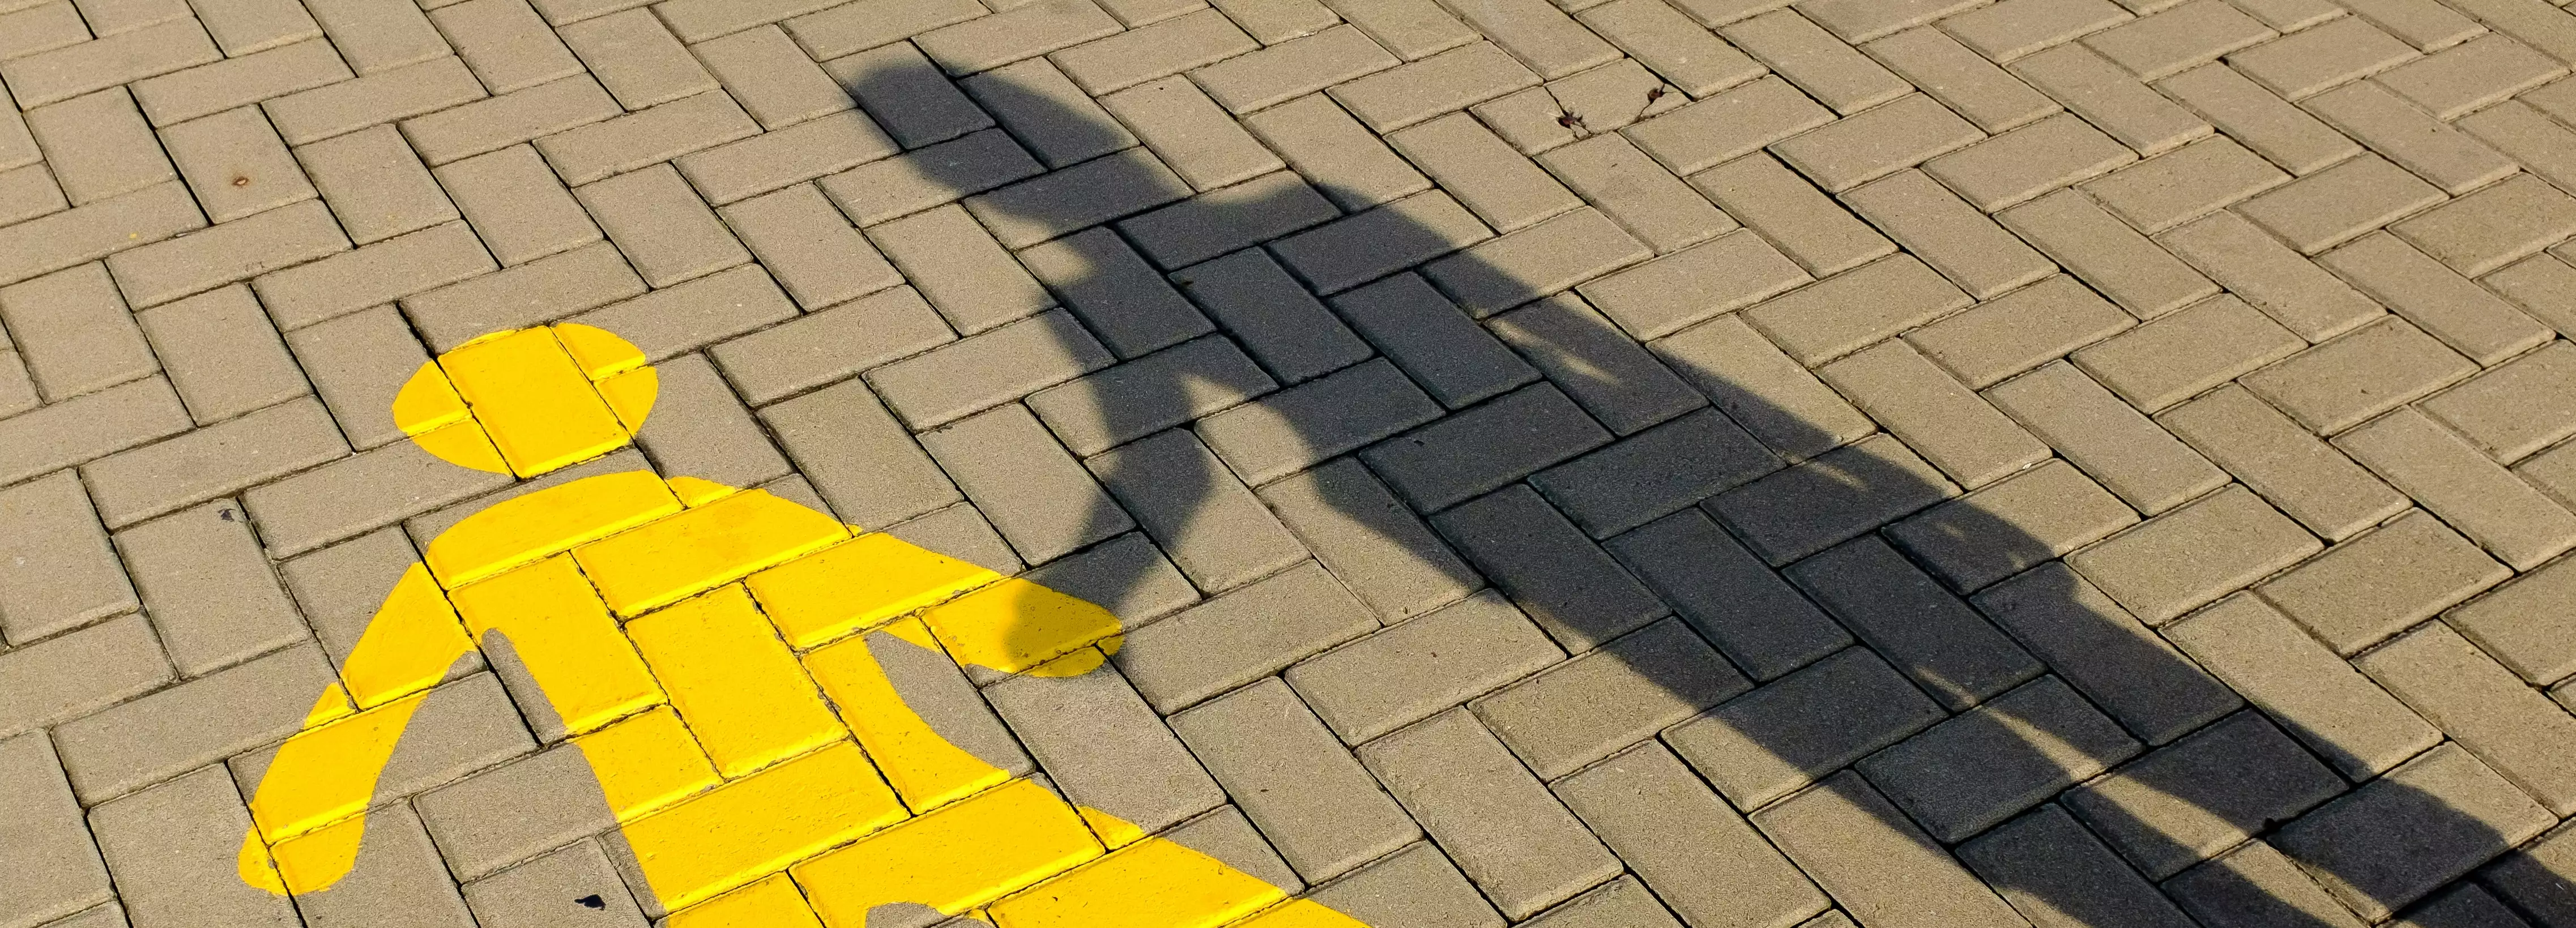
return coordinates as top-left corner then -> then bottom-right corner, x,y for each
987,837 -> 1285,928
235,323 -> 1375,926
804,625 -> 1011,811
629,585 -> 847,779
573,489 -> 850,617
390,362 -> 472,436
573,706 -> 721,821
667,475 -> 739,507
555,322 -> 650,379
621,741 -> 908,911
338,565 -> 475,708
796,778 -> 1103,924
449,556 -> 665,735
922,579 -> 1122,677
749,533 -> 1002,649
598,366 -> 658,433
423,469 -> 682,587
441,327 -> 632,476
666,874 -> 826,928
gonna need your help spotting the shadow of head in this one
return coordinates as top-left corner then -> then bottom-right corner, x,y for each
826,57 -> 2534,926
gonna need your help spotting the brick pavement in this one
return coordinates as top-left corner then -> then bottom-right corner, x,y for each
5,0 -> 2576,923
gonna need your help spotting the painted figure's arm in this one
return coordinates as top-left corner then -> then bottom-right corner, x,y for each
239,564 -> 477,895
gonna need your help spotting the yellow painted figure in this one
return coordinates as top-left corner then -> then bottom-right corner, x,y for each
236,324 -> 1368,928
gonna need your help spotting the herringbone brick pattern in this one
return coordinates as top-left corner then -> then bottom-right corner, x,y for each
6,0 -> 2576,923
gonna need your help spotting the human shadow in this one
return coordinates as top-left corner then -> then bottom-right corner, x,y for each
839,62 -> 2539,927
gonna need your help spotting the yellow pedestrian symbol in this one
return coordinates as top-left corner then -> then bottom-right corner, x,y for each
234,323 -> 1368,927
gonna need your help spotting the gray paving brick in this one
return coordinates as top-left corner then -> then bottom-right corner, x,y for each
1054,7 -> 1255,94
1486,294 -> 1700,436
1198,357 -> 1442,484
306,0 -> 448,75
1474,617 -> 1747,777
1431,484 -> 1665,648
916,0 -> 1124,75
1861,675 -> 2140,841
0,375 -> 193,489
0,181 -> 205,289
1890,459 -> 2140,593
253,221 -> 498,331
116,501 -> 304,676
1741,254 -> 1971,367
920,403 -> 1132,562
463,839 -> 646,928
431,0 -> 578,94
2000,193 -> 2213,322
398,74 -> 621,167
88,766 -> 295,928
0,264 -> 155,403
1388,112 -> 1579,234
985,660 -> 1226,833
532,89 -> 760,186
1531,407 -> 1776,538
575,164 -> 750,288
1163,805 -> 1302,894
963,58 -> 1136,168
961,146 -> 1193,250
1019,340 -> 1258,459
718,184 -> 901,310
134,285 -> 304,424
0,19 -> 219,110
866,307 -> 1111,429
713,290 -> 947,405
1013,530 -> 1200,629
0,733 -> 111,928
1255,456 -> 1479,621
298,123 -> 458,246
1708,433 -> 1961,565
1750,771 -> 2027,928
0,613 -> 169,741
2257,509 -> 2506,654
1265,188 -> 1490,294
106,198 -> 350,309
1820,339 -> 2052,489
1018,227 -> 1213,358
1170,676 -> 1421,879
885,499 -> 1024,574
558,7 -> 715,109
820,127 -> 1042,227
2338,407 -> 2576,570
1332,273 -> 1533,409
1959,803 -> 2200,928
1364,383 -> 1611,510
1666,645 -> 1944,809
1574,230 -> 1810,343
433,144 -> 598,268
84,396 -> 351,528
1193,25 -> 1397,114
286,803 -> 476,928
2235,153 -> 2447,255
2320,233 -> 2554,367
1648,313 -> 1873,461
1170,249 -> 1372,384
1240,93 -> 1425,211
1972,562 -> 2240,746
1604,508 -> 1848,681
2063,708 -> 2341,881
2483,816 -> 2576,923
2072,484 -> 2319,625
1427,205 -> 1653,314
266,55 -> 487,146
1215,0 -> 1338,42
53,642 -> 336,801
1518,877 -> 1684,928
1287,588 -> 1562,741
2393,885 -> 2532,928
2166,840 -> 2368,928
781,0 -> 983,58
2167,592 -> 2439,779
2277,743 -> 2553,921
238,441 -> 515,557
629,353 -> 790,487
1124,171 -> 1342,270
413,747 -> 619,880
25,90 -> 174,208
825,41 -> 997,148
276,527 -> 435,674
230,672 -> 533,835
1359,708 -> 1618,919
1790,534 -> 2043,711
1905,276 -> 2130,392
0,472 -> 137,646
285,305 -> 435,448
2156,384 -> 2405,540
1328,41 -> 1538,131
2449,556 -> 2576,694
130,38 -> 352,128
1094,422 -> 1293,571
1776,93 -> 1989,196
2363,622 -> 2576,817
694,25 -> 852,131
1304,841 -> 1506,928
1475,61 -> 1687,155
1553,741 -> 1828,926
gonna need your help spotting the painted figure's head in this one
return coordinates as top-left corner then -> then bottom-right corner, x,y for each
393,324 -> 658,478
